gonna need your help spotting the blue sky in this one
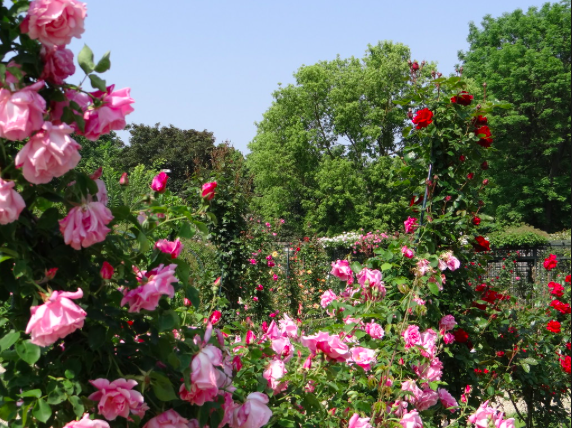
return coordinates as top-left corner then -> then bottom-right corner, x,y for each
67,0 -> 551,153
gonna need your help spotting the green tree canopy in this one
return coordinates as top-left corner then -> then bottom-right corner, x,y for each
247,41 -> 414,235
459,1 -> 571,232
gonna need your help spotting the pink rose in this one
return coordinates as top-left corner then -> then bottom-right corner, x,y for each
100,261 -> 114,279
142,410 -> 190,428
348,413 -> 372,428
438,388 -> 458,412
81,86 -> 135,141
401,246 -> 415,259
301,331 -> 351,362
443,333 -> 455,344
230,393 -> 272,428
402,325 -> 421,348
62,414 -> 110,428
21,0 -> 87,46
399,410 -> 423,428
357,268 -> 385,300
201,181 -> 217,200
278,314 -> 298,339
416,386 -> 439,411
439,315 -> 457,332
415,259 -> 431,276
419,329 -> 438,358
59,201 -> 113,250
88,378 -> 148,421
154,238 -> 183,259
121,264 -> 178,313
15,122 -> 81,184
440,251 -> 460,271
0,81 -> 46,141
468,401 -> 498,428
0,178 -> 26,225
331,260 -> 354,284
350,347 -> 377,371
413,357 -> 443,382
271,337 -> 293,362
180,344 -> 222,406
404,217 -> 418,234
365,321 -> 384,339
119,172 -> 129,186
151,172 -> 168,193
263,359 -> 287,394
320,290 -> 337,308
40,44 -> 75,85
25,288 -> 87,347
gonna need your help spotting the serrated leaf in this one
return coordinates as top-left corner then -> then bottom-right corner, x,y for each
89,74 -> 107,92
94,51 -> 111,73
78,45 -> 95,74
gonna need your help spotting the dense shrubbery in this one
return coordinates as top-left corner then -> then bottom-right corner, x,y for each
488,225 -> 550,249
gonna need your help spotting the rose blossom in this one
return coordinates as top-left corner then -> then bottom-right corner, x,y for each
404,217 -> 418,234
330,259 -> 354,283
543,254 -> 558,270
438,388 -> 458,412
100,261 -> 114,280
357,268 -> 385,299
263,359 -> 287,394
154,238 -> 183,259
0,178 -> 26,225
278,314 -> 298,338
320,290 -> 337,308
401,246 -> 415,259
440,251 -> 460,271
468,401 -> 498,428
62,414 -> 110,428
81,86 -> 135,141
0,80 -> 46,141
40,44 -> 75,85
88,378 -> 148,421
365,321 -> 384,339
453,328 -> 469,343
201,181 -> 217,200
25,288 -> 87,347
473,236 -> 490,252
476,125 -> 493,148
419,329 -> 438,358
59,201 -> 113,250
350,347 -> 377,371
439,315 -> 457,332
548,281 -> 564,297
151,172 -> 168,193
180,344 -> 223,405
15,122 -> 81,184
348,413 -> 372,428
142,410 -> 190,428
121,264 -> 178,313
301,331 -> 351,362
561,356 -> 571,374
399,410 -> 423,428
402,325 -> 421,348
21,0 -> 87,46
413,357 -> 443,381
546,320 -> 561,333
412,108 -> 433,130
451,91 -> 473,106
230,392 -> 272,428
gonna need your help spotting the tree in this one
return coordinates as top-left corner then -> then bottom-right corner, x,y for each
119,123 -> 216,195
247,41 -> 414,235
459,1 -> 571,232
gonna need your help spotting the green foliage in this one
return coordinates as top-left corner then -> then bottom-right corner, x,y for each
488,224 -> 550,249
460,1 -> 572,232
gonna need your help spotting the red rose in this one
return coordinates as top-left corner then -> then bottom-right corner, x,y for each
472,301 -> 487,310
473,115 -> 488,126
481,161 -> 489,170
475,284 -> 487,292
467,173 -> 474,180
546,320 -> 561,333
561,356 -> 571,374
472,216 -> 481,226
476,126 -> 493,148
566,275 -> 571,283
411,61 -> 420,71
496,351 -> 505,357
550,300 -> 571,314
459,155 -> 466,162
412,108 -> 433,129
473,236 -> 490,252
566,342 -> 571,351
453,328 -> 469,343
543,254 -> 558,271
451,91 -> 474,106
548,281 -> 564,297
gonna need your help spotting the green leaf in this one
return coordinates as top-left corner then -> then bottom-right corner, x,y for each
32,399 -> 51,423
16,340 -> 41,365
179,222 -> 195,239
522,357 -> 538,366
78,45 -> 95,74
193,220 -> 209,236
89,74 -> 107,92
151,373 -> 178,401
185,286 -> 200,308
19,389 -> 42,398
137,231 -> 150,253
13,260 -> 30,279
94,51 -> 111,73
0,331 -> 20,351
88,325 -> 107,350
521,363 -> 530,373
158,310 -> 180,332
427,281 -> 440,296
381,263 -> 392,272
68,395 -> 84,417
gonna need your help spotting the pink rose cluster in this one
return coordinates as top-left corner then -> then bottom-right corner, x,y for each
468,401 -> 515,428
121,264 -> 178,312
357,268 -> 385,301
154,238 -> 183,259
88,378 -> 148,421
301,331 -> 351,362
330,259 -> 354,284
438,251 -> 461,272
62,414 -> 110,428
402,325 -> 439,358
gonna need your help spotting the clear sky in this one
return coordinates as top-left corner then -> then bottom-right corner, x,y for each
66,0 -> 551,153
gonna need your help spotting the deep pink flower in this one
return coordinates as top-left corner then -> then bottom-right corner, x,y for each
401,246 -> 415,259
230,393 -> 272,428
100,261 -> 114,280
320,290 -> 337,308
15,122 -> 81,184
348,413 -> 372,428
468,401 -> 498,428
301,331 -> 351,362
365,321 -> 384,339
81,86 -> 134,141
180,344 -> 223,406
0,178 -> 26,225
0,81 -> 46,141
25,288 -> 87,347
62,414 -> 110,428
402,325 -> 422,348
357,268 -> 385,300
142,410 -> 190,428
154,238 -> 183,259
438,388 -> 458,412
404,217 -> 418,234
350,347 -> 377,371
201,181 -> 217,200
439,315 -> 457,332
331,259 -> 354,284
121,264 -> 178,313
263,359 -> 287,394
21,0 -> 87,46
88,378 -> 148,421
40,44 -> 75,85
399,410 -> 423,428
413,357 -> 443,382
209,310 -> 222,325
59,201 -> 113,250
119,172 -> 129,186
151,172 -> 168,193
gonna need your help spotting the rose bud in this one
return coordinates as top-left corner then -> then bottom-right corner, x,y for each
467,173 -> 474,180
119,172 -> 129,186
100,261 -> 114,279
481,161 -> 489,170
482,179 -> 489,185
151,172 -> 168,193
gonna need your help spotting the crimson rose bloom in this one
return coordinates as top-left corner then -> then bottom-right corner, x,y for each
476,126 -> 493,148
412,108 -> 433,129
543,254 -> 558,271
472,216 -> 481,226
472,236 -> 490,252
481,161 -> 489,170
451,91 -> 474,106
473,115 -> 488,126
546,320 -> 561,333
453,328 -> 469,343
561,356 -> 571,374
566,275 -> 571,283
550,300 -> 571,314
548,281 -> 564,297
